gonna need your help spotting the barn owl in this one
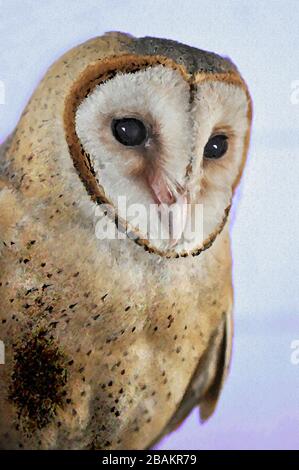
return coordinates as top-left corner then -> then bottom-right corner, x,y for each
0,32 -> 252,450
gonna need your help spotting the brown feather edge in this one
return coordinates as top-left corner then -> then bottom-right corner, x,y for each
63,55 -> 252,258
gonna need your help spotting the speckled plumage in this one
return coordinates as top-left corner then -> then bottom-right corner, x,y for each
0,32 -> 252,449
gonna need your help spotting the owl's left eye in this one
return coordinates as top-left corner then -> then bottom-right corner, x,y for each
203,134 -> 228,159
111,118 -> 148,147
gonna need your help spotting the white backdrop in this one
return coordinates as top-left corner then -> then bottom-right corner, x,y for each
0,0 -> 299,449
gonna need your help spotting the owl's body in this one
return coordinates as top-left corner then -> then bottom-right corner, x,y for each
0,33 -> 251,449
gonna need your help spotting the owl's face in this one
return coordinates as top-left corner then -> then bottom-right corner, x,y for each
65,47 -> 251,257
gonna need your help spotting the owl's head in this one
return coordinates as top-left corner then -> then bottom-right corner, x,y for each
47,34 -> 253,257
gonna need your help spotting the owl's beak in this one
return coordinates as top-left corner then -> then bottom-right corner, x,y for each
148,171 -> 176,206
148,172 -> 188,247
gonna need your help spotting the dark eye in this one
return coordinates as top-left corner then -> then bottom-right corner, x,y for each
203,134 -> 228,159
111,118 -> 147,147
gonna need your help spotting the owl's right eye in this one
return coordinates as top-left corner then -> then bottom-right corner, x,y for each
111,118 -> 148,147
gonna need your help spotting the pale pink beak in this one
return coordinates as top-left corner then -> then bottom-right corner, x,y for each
148,171 -> 176,206
148,172 -> 188,247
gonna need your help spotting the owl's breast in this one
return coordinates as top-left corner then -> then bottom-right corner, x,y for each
0,209 -> 231,449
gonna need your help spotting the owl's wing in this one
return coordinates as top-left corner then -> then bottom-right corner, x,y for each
197,307 -> 233,422
153,304 -> 233,446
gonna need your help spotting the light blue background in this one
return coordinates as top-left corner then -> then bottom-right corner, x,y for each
1,0 -> 299,450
